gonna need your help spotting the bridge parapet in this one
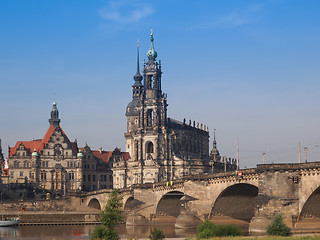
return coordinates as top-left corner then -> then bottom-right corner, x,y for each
257,161 -> 320,171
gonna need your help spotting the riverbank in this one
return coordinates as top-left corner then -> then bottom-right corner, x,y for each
184,236 -> 320,240
1,211 -> 101,225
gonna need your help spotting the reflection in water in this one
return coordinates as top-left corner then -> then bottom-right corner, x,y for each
0,227 -> 18,238
1,224 -> 197,239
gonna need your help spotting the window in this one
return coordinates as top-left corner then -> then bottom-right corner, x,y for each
93,175 -> 96,181
66,152 -> 68,156
48,151 -> 50,155
67,162 -> 70,167
147,142 -> 154,153
83,175 -> 86,181
88,175 -> 91,181
10,171 -> 14,178
30,172 -> 34,179
20,171 -> 23,177
104,175 -> 107,182
147,109 -> 153,126
100,175 -> 104,182
41,172 -> 47,180
23,152 -> 25,156
46,162 -> 48,167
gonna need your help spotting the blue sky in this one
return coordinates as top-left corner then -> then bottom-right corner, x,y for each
0,0 -> 320,168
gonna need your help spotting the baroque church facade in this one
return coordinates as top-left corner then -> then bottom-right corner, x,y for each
112,33 -> 236,189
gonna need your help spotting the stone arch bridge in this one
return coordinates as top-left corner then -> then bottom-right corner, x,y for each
80,162 -> 320,233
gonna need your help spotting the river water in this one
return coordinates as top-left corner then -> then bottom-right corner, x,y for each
0,224 -> 196,239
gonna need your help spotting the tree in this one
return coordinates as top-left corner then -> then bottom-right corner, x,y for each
266,213 -> 291,236
91,189 -> 123,240
149,228 -> 165,240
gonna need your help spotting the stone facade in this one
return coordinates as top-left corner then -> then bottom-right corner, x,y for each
7,102 -> 113,195
112,33 -> 236,189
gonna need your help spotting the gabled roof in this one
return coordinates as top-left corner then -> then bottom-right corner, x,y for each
9,124 -> 78,157
79,147 -> 131,163
92,150 -> 113,163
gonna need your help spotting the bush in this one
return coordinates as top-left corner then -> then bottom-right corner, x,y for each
214,224 -> 242,237
149,228 -> 165,240
197,219 -> 242,238
91,226 -> 119,240
197,220 -> 217,238
266,213 -> 291,236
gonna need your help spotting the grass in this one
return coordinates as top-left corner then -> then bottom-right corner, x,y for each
185,236 -> 320,240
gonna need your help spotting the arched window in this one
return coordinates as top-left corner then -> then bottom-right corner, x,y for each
147,142 -> 154,153
147,109 -> 153,126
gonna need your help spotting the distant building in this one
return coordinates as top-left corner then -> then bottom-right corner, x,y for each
8,102 -> 113,195
112,33 -> 236,189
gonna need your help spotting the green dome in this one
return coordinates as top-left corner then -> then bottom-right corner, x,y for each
77,150 -> 83,157
147,33 -> 157,59
32,149 -> 38,157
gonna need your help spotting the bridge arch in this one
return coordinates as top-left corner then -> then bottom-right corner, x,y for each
156,191 -> 184,218
88,198 -> 101,210
210,183 -> 258,221
300,186 -> 320,218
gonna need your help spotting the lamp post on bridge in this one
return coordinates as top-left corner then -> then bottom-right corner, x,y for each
262,153 -> 266,164
304,147 -> 308,163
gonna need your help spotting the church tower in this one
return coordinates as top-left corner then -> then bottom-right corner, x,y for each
121,32 -> 169,187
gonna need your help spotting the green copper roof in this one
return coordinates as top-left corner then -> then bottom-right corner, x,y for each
147,32 -> 157,59
32,148 -> 38,157
77,150 -> 83,157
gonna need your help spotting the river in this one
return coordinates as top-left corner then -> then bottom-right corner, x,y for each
0,224 -> 196,239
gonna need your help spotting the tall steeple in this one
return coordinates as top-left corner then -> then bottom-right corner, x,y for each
132,41 -> 143,99
147,30 -> 158,63
143,31 -> 162,97
49,100 -> 61,127
211,129 -> 220,161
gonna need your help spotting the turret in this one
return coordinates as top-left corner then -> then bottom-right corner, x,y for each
49,100 -> 61,127
143,31 -> 162,98
210,129 -> 221,161
132,41 -> 143,99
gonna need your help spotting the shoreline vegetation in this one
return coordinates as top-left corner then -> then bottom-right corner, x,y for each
185,237 -> 320,240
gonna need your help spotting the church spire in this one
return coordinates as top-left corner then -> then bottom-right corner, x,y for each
49,100 -> 61,127
147,30 -> 157,62
132,41 -> 143,99
133,41 -> 143,83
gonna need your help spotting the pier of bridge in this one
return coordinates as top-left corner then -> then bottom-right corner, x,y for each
80,162 -> 320,234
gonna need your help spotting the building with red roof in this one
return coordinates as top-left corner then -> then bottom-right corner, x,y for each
7,101 -> 114,195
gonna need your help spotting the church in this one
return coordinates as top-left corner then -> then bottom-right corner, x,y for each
112,33 -> 236,189
2,33 -> 237,195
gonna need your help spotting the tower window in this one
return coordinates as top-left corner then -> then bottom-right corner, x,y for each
147,75 -> 153,89
147,142 -> 154,153
147,109 -> 153,126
